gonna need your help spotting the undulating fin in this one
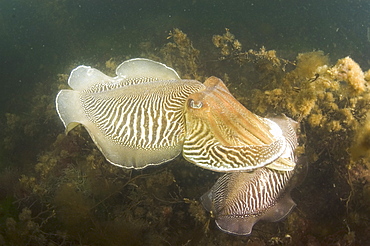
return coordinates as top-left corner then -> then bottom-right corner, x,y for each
68,65 -> 116,91
56,89 -> 87,133
199,190 -> 213,212
68,58 -> 181,93
116,58 -> 180,81
55,58 -> 205,169
258,192 -> 296,222
215,216 -> 259,236
183,76 -> 288,172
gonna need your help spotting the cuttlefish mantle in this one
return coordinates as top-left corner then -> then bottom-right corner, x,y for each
56,58 -> 205,168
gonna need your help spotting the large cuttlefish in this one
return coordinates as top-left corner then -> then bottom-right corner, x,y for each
56,58 -> 294,172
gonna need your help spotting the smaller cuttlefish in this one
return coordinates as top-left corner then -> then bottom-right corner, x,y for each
201,115 -> 302,235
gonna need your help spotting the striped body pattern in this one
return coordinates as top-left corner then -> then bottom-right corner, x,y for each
183,125 -> 286,171
213,168 -> 294,218
81,80 -> 203,150
56,58 -> 293,171
183,76 -> 289,172
201,115 -> 300,235
56,58 -> 205,168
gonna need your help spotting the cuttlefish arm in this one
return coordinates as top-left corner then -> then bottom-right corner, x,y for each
183,76 -> 292,172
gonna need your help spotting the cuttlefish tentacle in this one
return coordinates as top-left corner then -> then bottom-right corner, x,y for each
183,76 -> 290,172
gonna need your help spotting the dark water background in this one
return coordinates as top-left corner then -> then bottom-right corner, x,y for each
1,0 -> 370,245
1,0 -> 369,116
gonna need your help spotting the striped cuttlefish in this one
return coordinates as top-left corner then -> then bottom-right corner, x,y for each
55,58 -> 303,235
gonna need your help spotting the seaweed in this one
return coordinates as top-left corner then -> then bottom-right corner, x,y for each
161,28 -> 203,81
213,29 -> 370,244
1,28 -> 370,245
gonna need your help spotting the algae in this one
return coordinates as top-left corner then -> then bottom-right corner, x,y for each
1,28 -> 370,245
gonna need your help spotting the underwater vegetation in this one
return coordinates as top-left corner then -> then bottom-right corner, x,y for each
1,28 -> 370,245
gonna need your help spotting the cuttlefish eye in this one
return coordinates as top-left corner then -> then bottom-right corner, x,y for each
188,99 -> 203,109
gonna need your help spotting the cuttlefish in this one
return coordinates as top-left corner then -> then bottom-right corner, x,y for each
201,115 -> 301,235
56,58 -> 293,172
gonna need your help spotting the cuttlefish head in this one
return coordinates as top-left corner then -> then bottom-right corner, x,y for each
186,76 -> 276,145
183,76 -> 293,172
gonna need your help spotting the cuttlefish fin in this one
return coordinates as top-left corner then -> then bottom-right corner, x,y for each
68,65 -> 115,91
216,216 -> 259,236
200,190 -> 214,212
56,89 -> 122,163
68,58 -> 181,92
215,193 -> 296,236
261,193 -> 296,222
56,89 -> 86,133
116,58 -> 180,81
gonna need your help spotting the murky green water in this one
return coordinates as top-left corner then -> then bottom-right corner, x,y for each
1,1 -> 370,245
